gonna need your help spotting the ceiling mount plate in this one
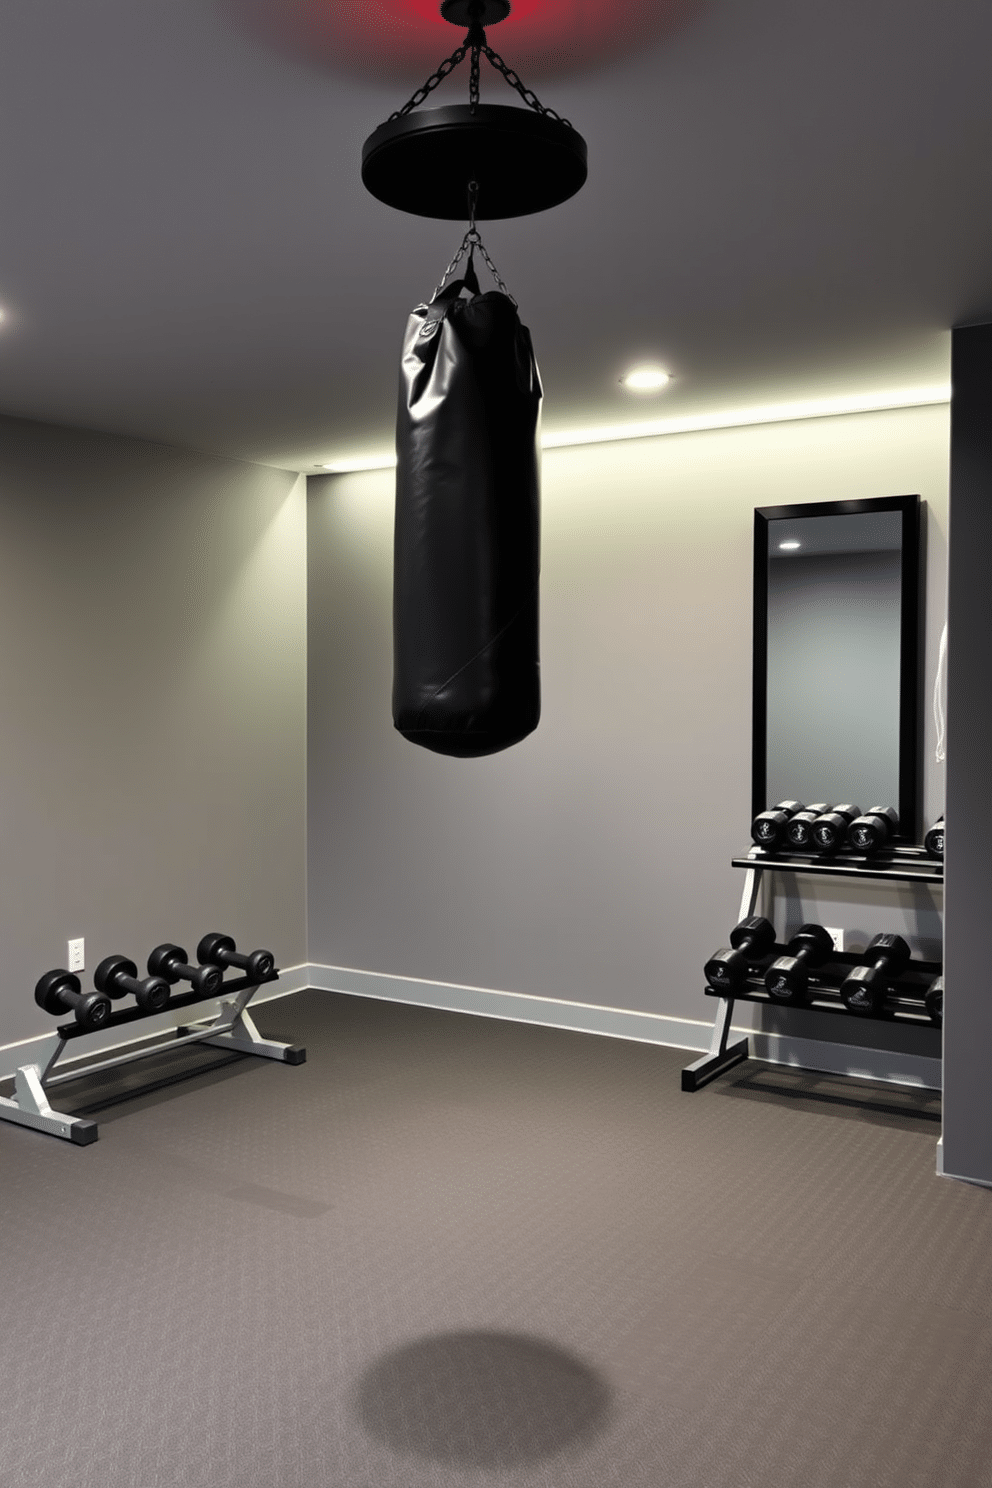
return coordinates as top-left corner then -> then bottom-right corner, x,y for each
362,104 -> 588,220
440,0 -> 511,26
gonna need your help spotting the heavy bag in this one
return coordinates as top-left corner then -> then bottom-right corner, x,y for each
393,274 -> 543,758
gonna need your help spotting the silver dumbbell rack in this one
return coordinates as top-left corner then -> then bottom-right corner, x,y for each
682,845 -> 944,1092
0,969 -> 306,1144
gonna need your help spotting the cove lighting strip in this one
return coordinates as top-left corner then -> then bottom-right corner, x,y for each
319,384 -> 951,474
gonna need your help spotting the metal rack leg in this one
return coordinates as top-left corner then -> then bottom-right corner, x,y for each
681,997 -> 749,1091
190,992 -> 307,1065
0,1057 -> 98,1144
681,858 -> 763,1092
737,856 -> 763,923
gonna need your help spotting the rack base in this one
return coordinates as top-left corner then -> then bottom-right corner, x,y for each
681,1038 -> 750,1092
0,981 -> 305,1144
681,994 -> 749,1091
683,845 -> 943,1092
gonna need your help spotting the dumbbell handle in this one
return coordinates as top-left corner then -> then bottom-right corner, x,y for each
96,958 -> 171,1014
855,938 -> 911,979
223,948 -> 253,972
116,969 -> 161,999
147,944 -> 222,995
840,939 -> 911,1012
867,950 -> 903,976
780,926 -> 834,967
197,935 -> 275,982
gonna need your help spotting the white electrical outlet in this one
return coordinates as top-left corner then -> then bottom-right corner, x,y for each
824,927 -> 845,953
67,938 -> 85,973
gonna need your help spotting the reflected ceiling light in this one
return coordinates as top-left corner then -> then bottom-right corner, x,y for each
321,455 -> 397,473
316,384 -> 951,473
778,541 -> 801,550
622,367 -> 671,392
540,385 -> 952,449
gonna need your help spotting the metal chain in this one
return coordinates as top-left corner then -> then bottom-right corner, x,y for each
472,229 -> 516,303
469,43 -> 481,111
389,42 -> 470,119
387,30 -> 574,129
431,234 -> 472,300
431,226 -> 517,306
482,44 -> 572,127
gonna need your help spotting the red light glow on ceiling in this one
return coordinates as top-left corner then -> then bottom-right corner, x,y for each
233,0 -> 691,80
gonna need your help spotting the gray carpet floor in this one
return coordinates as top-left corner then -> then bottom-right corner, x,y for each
0,988 -> 988,1488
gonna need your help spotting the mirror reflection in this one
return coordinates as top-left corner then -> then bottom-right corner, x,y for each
764,509 -> 904,815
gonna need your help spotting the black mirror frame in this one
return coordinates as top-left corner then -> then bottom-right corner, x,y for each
752,494 -> 922,843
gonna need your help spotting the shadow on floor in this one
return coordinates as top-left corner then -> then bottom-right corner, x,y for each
355,1329 -> 611,1467
44,1045 -> 255,1120
716,1061 -> 941,1130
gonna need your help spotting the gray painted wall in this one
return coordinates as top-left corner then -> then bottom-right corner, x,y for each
307,405 -> 948,1042
943,322 -> 992,1184
0,415 -> 307,1049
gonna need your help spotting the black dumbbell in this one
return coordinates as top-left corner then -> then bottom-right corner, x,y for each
750,801 -> 805,849
784,803 -> 832,851
147,944 -> 223,998
196,933 -> 276,984
764,924 -> 835,1003
704,916 -> 777,992
847,806 -> 899,854
924,974 -> 943,1027
810,805 -> 862,855
35,969 -> 111,1030
925,818 -> 944,859
839,933 -> 911,1015
94,955 -> 171,1014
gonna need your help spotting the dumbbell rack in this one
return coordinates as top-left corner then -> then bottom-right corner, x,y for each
0,969 -> 305,1144
682,844 -> 943,1092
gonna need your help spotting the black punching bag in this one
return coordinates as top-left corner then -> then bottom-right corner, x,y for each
393,273 -> 542,758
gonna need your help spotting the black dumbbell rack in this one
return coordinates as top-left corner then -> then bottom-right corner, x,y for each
682,845 -> 943,1092
0,967 -> 306,1144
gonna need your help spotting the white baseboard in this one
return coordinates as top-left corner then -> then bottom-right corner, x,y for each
0,960 -> 941,1093
0,963 -> 310,1079
305,963 -> 943,1092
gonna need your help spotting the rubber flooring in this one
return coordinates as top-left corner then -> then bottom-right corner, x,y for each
0,989 -> 986,1488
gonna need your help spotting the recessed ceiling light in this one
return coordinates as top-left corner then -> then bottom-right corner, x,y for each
621,366 -> 671,393
779,540 -> 801,550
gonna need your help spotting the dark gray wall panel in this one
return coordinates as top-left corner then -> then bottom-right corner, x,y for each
943,322 -> 992,1183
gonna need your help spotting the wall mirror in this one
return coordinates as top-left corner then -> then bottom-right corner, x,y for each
753,495 -> 921,842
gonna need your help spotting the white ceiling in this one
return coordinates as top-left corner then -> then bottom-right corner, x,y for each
0,0 -> 988,472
